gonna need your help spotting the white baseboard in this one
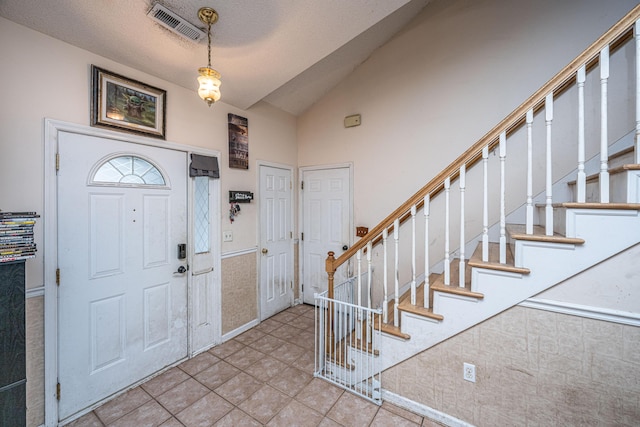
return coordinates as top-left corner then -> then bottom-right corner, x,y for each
221,318 -> 259,342
519,298 -> 640,327
381,389 -> 474,427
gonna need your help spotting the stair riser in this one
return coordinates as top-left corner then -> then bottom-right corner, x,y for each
568,170 -> 640,203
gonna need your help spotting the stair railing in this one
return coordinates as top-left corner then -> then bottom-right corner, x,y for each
324,4 -> 640,331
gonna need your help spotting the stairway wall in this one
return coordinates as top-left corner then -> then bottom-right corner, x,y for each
297,0 -> 638,233
383,245 -> 640,426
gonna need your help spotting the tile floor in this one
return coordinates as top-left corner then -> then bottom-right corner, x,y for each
67,304 -> 442,427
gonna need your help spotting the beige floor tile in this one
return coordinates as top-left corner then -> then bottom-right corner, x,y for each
175,392 -> 233,427
94,386 -> 152,425
108,400 -> 171,427
215,372 -> 264,405
238,384 -> 292,424
249,334 -> 289,354
254,318 -> 283,334
213,408 -> 262,427
226,346 -> 267,370
326,392 -> 379,426
290,315 -> 315,331
178,351 -> 220,376
292,350 -> 316,373
234,328 -> 266,345
141,367 -> 190,398
208,339 -> 245,359
296,378 -> 344,415
194,360 -> 241,390
381,401 -> 424,425
422,417 -> 447,427
268,366 -> 313,397
287,304 -> 314,315
370,408 -> 421,426
66,411 -> 104,427
244,355 -> 289,382
271,311 -> 299,324
289,330 -> 316,349
271,324 -> 303,342
318,417 -> 343,427
271,342 -> 306,364
158,417 -> 184,427
267,399 -> 324,427
155,378 -> 210,414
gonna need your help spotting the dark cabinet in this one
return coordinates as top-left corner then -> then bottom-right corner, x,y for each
0,261 -> 26,426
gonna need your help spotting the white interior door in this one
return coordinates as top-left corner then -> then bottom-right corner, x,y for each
302,167 -> 351,305
259,165 -> 293,319
57,132 -> 188,420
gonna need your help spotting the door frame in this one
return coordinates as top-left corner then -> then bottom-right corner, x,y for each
257,160 -> 295,320
298,162 -> 354,304
43,119 -> 221,425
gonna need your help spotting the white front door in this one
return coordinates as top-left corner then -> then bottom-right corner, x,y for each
301,166 -> 351,305
57,132 -> 188,420
259,165 -> 293,319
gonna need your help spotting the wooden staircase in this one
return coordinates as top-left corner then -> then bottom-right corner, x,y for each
316,3 -> 640,400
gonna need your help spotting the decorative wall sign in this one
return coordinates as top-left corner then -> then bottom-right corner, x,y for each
228,113 -> 248,169
229,191 -> 253,203
91,65 -> 167,139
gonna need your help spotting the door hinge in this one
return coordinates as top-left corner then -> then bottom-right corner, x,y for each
290,181 -> 292,190
301,233 -> 304,241
56,382 -> 61,400
55,153 -> 60,172
56,268 -> 60,286
301,181 -> 304,190
301,284 -> 304,292
290,231 -> 292,239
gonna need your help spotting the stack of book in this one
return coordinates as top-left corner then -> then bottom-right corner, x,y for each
0,212 -> 39,263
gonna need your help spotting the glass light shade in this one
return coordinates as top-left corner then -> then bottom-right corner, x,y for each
197,67 -> 221,106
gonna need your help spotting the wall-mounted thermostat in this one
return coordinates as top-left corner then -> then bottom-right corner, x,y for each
344,114 -> 361,128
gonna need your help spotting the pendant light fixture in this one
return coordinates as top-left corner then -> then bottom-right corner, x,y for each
197,7 -> 221,106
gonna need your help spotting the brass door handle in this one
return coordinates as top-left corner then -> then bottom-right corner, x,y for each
261,248 -> 268,254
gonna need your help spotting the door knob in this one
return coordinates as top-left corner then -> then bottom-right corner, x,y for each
174,265 -> 187,274
261,248 -> 268,254
342,245 -> 349,251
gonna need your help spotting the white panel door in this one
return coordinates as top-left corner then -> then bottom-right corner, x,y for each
259,165 -> 293,319
57,132 -> 188,420
302,167 -> 351,305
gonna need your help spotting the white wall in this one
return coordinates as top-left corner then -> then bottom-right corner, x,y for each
297,0 -> 639,232
0,17 -> 297,289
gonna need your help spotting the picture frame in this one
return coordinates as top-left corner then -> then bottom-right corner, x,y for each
91,65 -> 166,139
228,113 -> 249,169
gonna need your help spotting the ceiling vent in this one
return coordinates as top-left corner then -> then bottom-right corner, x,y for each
147,3 -> 206,42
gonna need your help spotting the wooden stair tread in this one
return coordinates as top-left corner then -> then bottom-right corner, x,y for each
560,202 -> 640,210
349,335 -> 380,356
507,224 -> 585,244
397,287 -> 444,321
468,242 -> 530,274
375,320 -> 411,340
430,260 -> 484,299
567,164 -> 640,185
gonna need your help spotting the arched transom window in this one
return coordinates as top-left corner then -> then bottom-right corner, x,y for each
91,155 -> 166,186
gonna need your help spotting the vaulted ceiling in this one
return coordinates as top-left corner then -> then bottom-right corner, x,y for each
0,0 -> 431,115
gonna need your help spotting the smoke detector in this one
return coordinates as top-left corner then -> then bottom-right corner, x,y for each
147,3 -> 206,42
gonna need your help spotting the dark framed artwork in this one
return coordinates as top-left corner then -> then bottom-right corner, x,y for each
228,113 -> 249,169
91,65 -> 166,139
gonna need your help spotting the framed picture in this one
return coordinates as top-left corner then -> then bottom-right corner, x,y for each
91,65 -> 166,139
228,114 -> 249,169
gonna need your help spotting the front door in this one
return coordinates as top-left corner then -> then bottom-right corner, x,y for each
259,165 -> 293,319
57,132 -> 188,420
301,166 -> 351,304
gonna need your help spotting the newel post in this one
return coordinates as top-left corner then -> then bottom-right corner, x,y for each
325,251 -> 336,355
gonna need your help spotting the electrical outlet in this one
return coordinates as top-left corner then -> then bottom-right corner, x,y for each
463,362 -> 476,382
223,231 -> 233,242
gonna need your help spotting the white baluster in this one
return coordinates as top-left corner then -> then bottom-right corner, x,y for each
459,164 -> 466,288
424,194 -> 430,308
499,132 -> 507,264
526,109 -> 534,234
545,93 -> 554,236
367,241 -> 372,310
600,46 -> 610,203
410,205 -> 417,305
393,218 -> 400,327
577,65 -> 587,203
382,228 -> 388,324
444,177 -> 451,285
482,146 -> 489,262
356,248 -> 362,341
636,20 -> 640,164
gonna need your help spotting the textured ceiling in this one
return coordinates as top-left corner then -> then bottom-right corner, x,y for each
0,0 -> 431,115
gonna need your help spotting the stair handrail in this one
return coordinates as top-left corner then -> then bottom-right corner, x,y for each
325,4 -> 640,283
